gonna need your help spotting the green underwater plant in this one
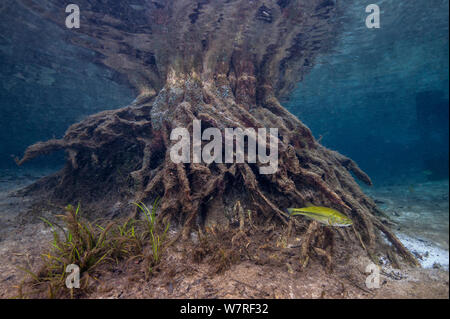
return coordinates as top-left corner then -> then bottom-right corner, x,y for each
17,200 -> 170,298
110,217 -> 144,262
17,203 -> 115,298
133,199 -> 170,274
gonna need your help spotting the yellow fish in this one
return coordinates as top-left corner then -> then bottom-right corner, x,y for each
287,206 -> 353,227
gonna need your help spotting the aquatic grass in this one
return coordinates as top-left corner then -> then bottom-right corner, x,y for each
52,203 -> 115,272
133,199 -> 170,274
18,200 -> 171,298
110,217 -> 145,262
17,204 -> 116,298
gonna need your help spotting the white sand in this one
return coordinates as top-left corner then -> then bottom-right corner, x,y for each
396,232 -> 449,270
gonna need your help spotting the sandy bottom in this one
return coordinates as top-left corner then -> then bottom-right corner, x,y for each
0,168 -> 448,299
363,181 -> 449,270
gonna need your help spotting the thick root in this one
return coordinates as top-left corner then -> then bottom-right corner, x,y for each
16,77 -> 418,268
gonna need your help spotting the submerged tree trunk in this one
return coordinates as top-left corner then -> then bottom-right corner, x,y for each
17,0 -> 419,265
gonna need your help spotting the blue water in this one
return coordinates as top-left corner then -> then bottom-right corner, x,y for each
0,0 -> 134,169
285,0 -> 449,185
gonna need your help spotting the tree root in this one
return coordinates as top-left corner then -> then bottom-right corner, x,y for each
13,0 -> 421,270
373,218 -> 420,267
16,75 -> 419,268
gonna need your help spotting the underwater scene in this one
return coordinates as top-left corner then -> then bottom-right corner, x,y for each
0,0 -> 448,301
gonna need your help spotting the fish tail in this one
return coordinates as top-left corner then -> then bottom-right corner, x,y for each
287,208 -> 295,216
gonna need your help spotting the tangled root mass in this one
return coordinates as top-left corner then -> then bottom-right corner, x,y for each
17,0 -> 419,266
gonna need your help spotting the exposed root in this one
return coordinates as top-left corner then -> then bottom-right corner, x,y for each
15,139 -> 66,166
300,221 -> 319,269
373,218 -> 421,267
16,77 -> 419,267
14,0 -> 418,267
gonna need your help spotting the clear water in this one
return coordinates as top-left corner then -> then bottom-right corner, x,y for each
285,0 -> 449,268
0,1 -> 448,269
286,0 -> 449,185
